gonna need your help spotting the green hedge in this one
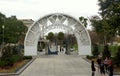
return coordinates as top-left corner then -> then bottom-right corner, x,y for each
0,61 -> 7,67
86,55 -> 96,60
0,55 -> 23,67
23,56 -> 32,59
91,45 -> 119,57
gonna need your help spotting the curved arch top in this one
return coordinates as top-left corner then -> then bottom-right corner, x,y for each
24,13 -> 91,56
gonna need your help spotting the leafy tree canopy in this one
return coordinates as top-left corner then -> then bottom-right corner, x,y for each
89,0 -> 120,44
57,32 -> 64,41
46,32 -> 54,41
79,16 -> 88,27
0,12 -> 27,44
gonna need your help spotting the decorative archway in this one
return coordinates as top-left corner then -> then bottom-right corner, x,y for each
24,13 -> 91,56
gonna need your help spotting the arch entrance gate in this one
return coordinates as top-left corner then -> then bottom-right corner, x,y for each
24,13 -> 91,56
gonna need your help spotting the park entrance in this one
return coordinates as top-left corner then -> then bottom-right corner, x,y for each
24,13 -> 91,56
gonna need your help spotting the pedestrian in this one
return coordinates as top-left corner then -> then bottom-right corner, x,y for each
97,57 -> 102,72
108,58 -> 113,76
109,64 -> 113,76
62,47 -> 64,51
108,57 -> 112,67
104,57 -> 108,72
100,60 -> 105,76
60,46 -> 61,52
91,60 -> 96,76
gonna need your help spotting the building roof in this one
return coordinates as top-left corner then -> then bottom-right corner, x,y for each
19,19 -> 34,28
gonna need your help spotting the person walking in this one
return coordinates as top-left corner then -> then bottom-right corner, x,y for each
100,61 -> 105,76
108,58 -> 113,76
108,58 -> 112,67
60,46 -> 61,52
91,60 -> 96,76
109,64 -> 113,76
97,57 -> 102,72
104,57 -> 108,72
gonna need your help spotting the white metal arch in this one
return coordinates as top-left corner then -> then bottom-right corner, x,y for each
24,13 -> 91,56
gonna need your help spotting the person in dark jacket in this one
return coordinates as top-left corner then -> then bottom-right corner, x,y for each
97,57 -> 102,72
91,60 -> 96,76
109,63 -> 113,76
100,61 -> 105,76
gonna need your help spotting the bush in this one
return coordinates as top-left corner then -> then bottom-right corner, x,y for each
92,44 -> 99,57
12,46 -> 18,55
0,55 -> 24,67
113,46 -> 120,66
10,56 -> 22,63
0,45 -> 24,68
23,56 -> 32,59
1,46 -> 12,59
0,61 -> 7,67
102,45 -> 111,59
86,55 -> 96,60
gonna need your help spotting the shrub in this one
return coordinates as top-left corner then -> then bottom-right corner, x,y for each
23,56 -> 32,59
12,46 -> 18,55
0,61 -> 7,67
113,46 -> 120,67
10,56 -> 21,63
86,55 -> 96,60
0,45 -> 24,68
0,55 -> 24,67
102,45 -> 111,59
92,44 -> 99,57
1,46 -> 12,59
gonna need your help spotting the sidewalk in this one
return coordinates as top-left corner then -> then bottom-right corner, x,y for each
19,53 -> 118,76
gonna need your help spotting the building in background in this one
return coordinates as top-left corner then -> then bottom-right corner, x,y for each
19,19 -> 34,28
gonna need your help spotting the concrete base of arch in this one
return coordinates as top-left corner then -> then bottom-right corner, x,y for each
24,46 -> 91,56
25,46 -> 37,56
78,45 -> 91,55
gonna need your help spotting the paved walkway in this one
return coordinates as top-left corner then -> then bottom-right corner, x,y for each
19,53 -> 107,76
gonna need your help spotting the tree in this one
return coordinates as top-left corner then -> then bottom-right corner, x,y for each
90,16 -> 105,44
90,15 -> 115,44
0,13 -> 6,44
0,13 -> 27,44
46,32 -> 54,41
57,32 -> 64,42
57,32 -> 64,45
4,16 -> 27,43
98,0 -> 120,42
0,13 -> 29,68
88,30 -> 99,44
79,16 -> 88,27
90,0 -> 120,45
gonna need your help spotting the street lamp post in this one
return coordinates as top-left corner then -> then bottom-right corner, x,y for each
0,25 -> 4,57
2,25 -> 5,45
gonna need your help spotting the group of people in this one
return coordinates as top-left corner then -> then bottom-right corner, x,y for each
91,57 -> 113,76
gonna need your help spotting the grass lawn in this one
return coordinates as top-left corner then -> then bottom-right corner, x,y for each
0,59 -> 30,73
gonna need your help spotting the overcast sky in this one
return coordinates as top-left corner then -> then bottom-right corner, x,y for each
0,0 -> 99,21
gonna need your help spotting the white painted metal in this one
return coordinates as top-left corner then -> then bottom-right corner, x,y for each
24,13 -> 91,56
